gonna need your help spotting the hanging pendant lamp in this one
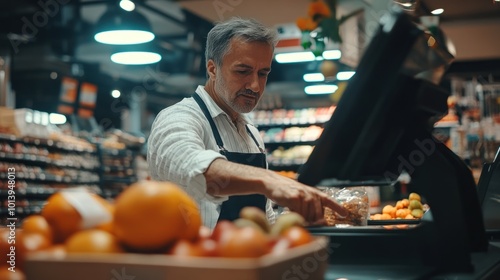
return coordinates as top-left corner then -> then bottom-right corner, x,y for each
110,42 -> 162,65
94,4 -> 155,45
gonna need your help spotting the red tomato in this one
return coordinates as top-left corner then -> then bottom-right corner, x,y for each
269,237 -> 291,256
197,238 -> 218,257
168,240 -> 204,257
210,220 -> 236,243
168,238 -> 218,257
217,227 -> 270,258
281,226 -> 314,248
197,226 -> 212,241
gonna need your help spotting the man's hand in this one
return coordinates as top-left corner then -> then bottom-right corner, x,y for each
265,178 -> 348,224
205,159 -> 348,225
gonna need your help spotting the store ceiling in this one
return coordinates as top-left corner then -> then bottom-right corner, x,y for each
0,0 -> 499,112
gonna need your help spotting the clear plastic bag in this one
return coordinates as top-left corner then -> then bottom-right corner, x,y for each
322,187 -> 370,227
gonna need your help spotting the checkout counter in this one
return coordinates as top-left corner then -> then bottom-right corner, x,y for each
296,5 -> 500,280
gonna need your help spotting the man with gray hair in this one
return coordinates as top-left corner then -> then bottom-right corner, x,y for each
148,17 -> 347,229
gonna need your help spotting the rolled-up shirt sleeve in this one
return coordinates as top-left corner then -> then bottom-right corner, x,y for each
148,103 -> 228,204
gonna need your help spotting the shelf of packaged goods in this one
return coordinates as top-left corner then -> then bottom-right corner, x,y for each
100,148 -> 134,157
267,157 -> 307,172
264,140 -> 317,148
256,120 -> 328,130
101,176 -> 137,184
102,166 -> 135,173
0,206 -> 44,218
0,133 -> 96,154
0,152 -> 100,171
0,172 -> 100,185
268,163 -> 303,172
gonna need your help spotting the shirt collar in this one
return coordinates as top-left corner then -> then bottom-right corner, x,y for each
195,85 -> 254,126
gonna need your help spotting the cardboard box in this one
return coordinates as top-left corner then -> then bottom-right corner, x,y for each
25,236 -> 329,280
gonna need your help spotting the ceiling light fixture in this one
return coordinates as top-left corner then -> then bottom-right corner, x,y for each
305,84 -> 338,95
431,8 -> 444,15
111,51 -> 161,65
119,0 -> 135,11
94,5 -> 155,45
303,73 -> 325,82
275,50 -> 341,64
111,90 -> 121,98
303,71 -> 356,82
322,50 -> 342,60
337,71 -> 356,80
49,113 -> 67,125
275,51 -> 316,63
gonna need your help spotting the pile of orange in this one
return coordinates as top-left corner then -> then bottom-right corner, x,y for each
370,192 -> 427,220
0,180 -> 202,277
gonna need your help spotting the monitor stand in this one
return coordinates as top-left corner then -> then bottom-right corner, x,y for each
396,126 -> 489,273
309,127 -> 489,276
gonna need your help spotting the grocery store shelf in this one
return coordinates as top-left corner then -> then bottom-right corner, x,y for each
0,133 -> 96,153
0,152 -> 100,171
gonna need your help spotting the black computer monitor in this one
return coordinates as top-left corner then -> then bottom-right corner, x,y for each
297,5 -> 489,273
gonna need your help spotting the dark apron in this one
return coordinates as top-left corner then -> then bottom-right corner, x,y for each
193,93 -> 267,222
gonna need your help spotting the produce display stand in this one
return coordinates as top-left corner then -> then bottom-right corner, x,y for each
25,237 -> 329,280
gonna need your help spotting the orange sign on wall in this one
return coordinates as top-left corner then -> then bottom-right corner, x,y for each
59,77 -> 78,104
79,82 -> 98,109
57,77 -> 79,115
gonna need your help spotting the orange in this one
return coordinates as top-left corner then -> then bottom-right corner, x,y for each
217,227 -> 270,258
401,199 -> 410,208
380,213 -> 392,220
15,231 -> 52,270
371,214 -> 383,220
395,201 -> 404,210
281,226 -> 313,248
0,266 -> 26,280
396,208 -> 411,219
382,205 -> 397,218
65,229 -> 123,254
113,181 -> 201,252
41,191 -> 113,243
382,205 -> 393,214
21,215 -> 53,242
41,192 -> 80,243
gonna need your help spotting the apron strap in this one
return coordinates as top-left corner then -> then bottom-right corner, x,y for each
193,92 -> 265,154
245,125 -> 265,153
193,93 -> 226,152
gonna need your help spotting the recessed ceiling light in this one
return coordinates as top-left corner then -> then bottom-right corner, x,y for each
431,8 -> 444,15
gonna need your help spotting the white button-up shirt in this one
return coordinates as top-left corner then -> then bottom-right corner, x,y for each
148,85 -> 275,229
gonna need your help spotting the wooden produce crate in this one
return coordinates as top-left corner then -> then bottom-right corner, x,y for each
25,236 -> 329,280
